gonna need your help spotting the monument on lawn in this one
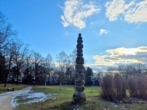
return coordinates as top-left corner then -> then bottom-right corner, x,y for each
73,33 -> 86,103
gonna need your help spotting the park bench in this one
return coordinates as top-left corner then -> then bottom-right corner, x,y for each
7,87 -> 14,91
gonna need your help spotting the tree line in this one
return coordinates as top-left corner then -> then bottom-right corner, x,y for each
106,63 -> 147,78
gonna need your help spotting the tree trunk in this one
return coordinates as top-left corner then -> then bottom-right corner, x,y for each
26,68 -> 29,85
0,72 -> 2,84
16,70 -> 19,85
44,81 -> 46,89
59,75 -> 62,90
16,75 -> 18,85
48,72 -> 50,85
4,71 -> 8,87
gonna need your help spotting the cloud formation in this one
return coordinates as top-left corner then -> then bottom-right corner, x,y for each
124,0 -> 147,23
93,46 -> 147,68
99,29 -> 109,35
61,0 -> 100,29
105,0 -> 147,23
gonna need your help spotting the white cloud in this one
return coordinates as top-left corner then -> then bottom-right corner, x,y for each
106,47 -> 137,56
106,0 -> 127,21
105,0 -> 135,21
105,0 -> 147,23
99,29 -> 108,35
124,0 -> 147,23
61,0 -> 100,29
93,46 -> 147,68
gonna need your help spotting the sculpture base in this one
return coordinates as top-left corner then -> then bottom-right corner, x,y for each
73,91 -> 86,103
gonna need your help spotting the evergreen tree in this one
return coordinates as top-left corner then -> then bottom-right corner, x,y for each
0,52 -> 6,83
85,67 -> 93,85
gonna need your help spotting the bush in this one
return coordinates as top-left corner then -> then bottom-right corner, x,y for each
114,73 -> 126,100
101,74 -> 116,101
128,74 -> 147,99
128,75 -> 138,97
101,74 -> 126,102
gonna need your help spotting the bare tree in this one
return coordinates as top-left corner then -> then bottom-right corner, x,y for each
68,49 -> 76,67
23,50 -> 32,85
117,65 -> 126,77
56,51 -> 68,90
40,54 -> 53,88
125,64 -> 137,77
107,67 -> 117,75
0,11 -> 15,53
135,63 -> 145,74
45,54 -> 53,85
3,41 -> 16,86
0,52 -> 6,84
12,40 -> 29,85
32,51 -> 43,85
65,49 -> 77,85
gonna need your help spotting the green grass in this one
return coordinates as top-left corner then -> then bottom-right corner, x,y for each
0,83 -> 26,94
14,85 -> 147,110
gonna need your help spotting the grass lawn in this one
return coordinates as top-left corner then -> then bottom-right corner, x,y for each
0,83 -> 26,94
14,85 -> 147,110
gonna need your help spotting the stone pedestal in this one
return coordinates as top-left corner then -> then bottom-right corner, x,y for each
73,33 -> 86,103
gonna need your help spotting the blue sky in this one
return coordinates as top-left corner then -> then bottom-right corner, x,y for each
0,0 -> 147,72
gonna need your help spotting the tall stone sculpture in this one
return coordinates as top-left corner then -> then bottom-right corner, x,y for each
73,33 -> 86,103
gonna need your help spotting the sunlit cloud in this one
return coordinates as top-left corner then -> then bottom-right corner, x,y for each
92,46 -> 147,69
106,47 -> 137,56
105,0 -> 147,23
61,0 -> 100,29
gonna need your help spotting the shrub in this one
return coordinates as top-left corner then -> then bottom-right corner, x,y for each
101,74 -> 126,102
127,75 -> 138,97
114,73 -> 126,100
128,74 -> 147,99
100,74 -> 116,101
137,75 -> 147,99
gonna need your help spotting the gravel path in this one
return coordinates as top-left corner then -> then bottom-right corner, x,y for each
0,86 -> 32,110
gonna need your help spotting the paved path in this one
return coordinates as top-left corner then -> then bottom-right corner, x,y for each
0,86 -> 32,110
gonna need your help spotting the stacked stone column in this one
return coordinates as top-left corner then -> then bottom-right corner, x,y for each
73,33 -> 86,103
